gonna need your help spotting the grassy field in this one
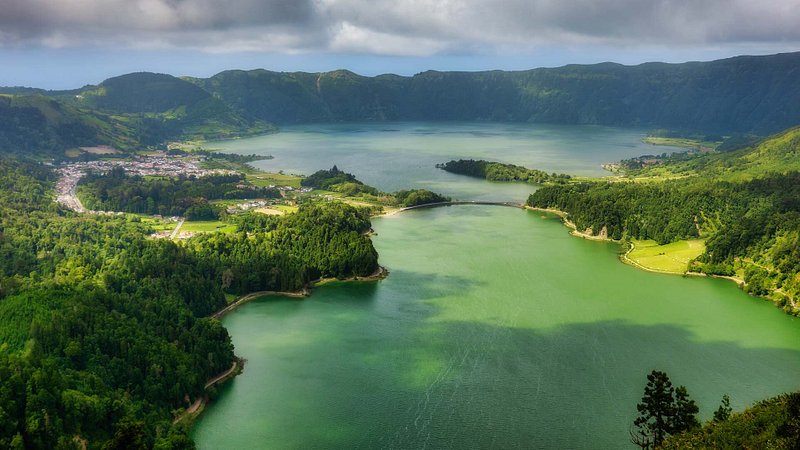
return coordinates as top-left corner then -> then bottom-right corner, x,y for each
129,214 -> 177,232
273,204 -> 299,214
181,220 -> 237,234
254,206 -> 284,215
626,239 -> 706,273
246,172 -> 302,188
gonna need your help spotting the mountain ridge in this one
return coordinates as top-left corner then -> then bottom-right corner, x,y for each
186,51 -> 800,134
2,51 -> 800,155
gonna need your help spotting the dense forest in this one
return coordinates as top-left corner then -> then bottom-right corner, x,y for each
0,158 -> 379,448
77,168 -> 281,219
527,129 -> 800,316
437,159 -> 570,184
301,166 -> 450,207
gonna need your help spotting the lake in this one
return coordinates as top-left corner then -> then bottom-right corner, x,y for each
214,122 -> 669,202
194,124 -> 800,448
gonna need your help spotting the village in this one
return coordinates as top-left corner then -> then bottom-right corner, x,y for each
55,153 -> 235,213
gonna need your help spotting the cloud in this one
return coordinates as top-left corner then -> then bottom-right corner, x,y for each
0,0 -> 799,55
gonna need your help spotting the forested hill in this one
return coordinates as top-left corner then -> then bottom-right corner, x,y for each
0,95 -> 139,155
190,52 -> 800,134
0,73 -> 274,156
72,72 -> 274,144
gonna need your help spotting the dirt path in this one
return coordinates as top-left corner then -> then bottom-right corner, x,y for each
205,361 -> 239,389
173,360 -> 240,425
170,218 -> 185,239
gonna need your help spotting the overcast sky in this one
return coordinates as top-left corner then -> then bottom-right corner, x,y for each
1,0 -> 799,89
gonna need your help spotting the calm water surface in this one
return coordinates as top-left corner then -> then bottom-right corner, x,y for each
194,125 -> 800,449
216,122 -> 668,202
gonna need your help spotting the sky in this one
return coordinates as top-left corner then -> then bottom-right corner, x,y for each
1,0 -> 799,89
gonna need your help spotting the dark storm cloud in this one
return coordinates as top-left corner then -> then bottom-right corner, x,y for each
0,0 -> 798,54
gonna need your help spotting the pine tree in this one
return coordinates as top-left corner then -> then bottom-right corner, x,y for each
631,370 -> 675,449
672,385 -> 700,433
631,370 -> 701,448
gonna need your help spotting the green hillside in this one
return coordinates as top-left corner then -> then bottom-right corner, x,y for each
74,72 -> 274,143
80,72 -> 212,114
0,94 -> 138,155
192,52 -> 800,134
186,70 -> 331,123
0,158 -> 379,448
633,126 -> 800,181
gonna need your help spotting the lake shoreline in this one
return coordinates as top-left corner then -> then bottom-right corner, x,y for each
524,206 -> 800,316
212,265 -> 388,320
182,264 -> 389,427
527,205 -> 715,274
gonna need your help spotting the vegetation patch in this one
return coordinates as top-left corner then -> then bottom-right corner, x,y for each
247,171 -> 302,188
302,166 -> 450,208
180,220 -> 238,234
626,239 -> 706,274
437,159 -> 570,184
662,392 -> 800,449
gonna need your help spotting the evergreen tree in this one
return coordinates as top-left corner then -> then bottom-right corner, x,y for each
631,370 -> 675,449
631,370 -> 701,448
672,385 -> 700,433
713,394 -> 732,422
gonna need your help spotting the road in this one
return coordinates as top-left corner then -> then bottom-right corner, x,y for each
55,173 -> 87,213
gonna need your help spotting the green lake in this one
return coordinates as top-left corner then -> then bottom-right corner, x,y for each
194,124 -> 800,448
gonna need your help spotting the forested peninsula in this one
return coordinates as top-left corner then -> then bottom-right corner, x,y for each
528,126 -> 800,316
301,166 -> 451,208
437,159 -> 570,184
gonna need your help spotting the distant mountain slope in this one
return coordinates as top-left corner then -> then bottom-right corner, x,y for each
191,52 -> 800,134
635,125 -> 800,181
80,72 -> 211,113
0,95 -> 137,155
74,72 -> 274,143
186,70 -> 331,123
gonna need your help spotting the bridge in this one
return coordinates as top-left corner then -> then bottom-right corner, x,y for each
393,201 -> 525,214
